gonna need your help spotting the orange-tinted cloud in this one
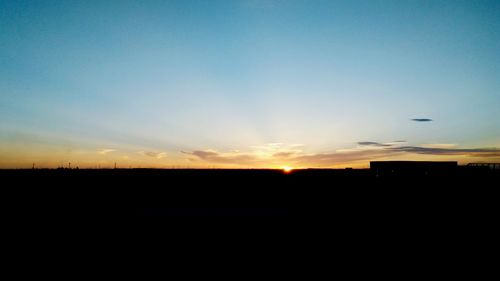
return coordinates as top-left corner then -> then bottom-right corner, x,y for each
184,150 -> 258,164
387,146 -> 500,157
139,151 -> 167,159
184,143 -> 500,167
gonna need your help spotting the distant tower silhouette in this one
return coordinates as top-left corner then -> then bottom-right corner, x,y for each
114,162 -> 117,169
32,163 -> 35,170
69,162 -> 71,169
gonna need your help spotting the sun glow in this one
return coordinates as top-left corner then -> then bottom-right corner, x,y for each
282,166 -> 293,173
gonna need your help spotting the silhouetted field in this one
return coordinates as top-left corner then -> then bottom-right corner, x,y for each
4,168 -> 499,260
2,168 -> 498,222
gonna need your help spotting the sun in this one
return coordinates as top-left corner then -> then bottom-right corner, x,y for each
282,166 -> 293,173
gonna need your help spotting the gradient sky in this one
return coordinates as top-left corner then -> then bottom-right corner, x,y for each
1,0 -> 499,168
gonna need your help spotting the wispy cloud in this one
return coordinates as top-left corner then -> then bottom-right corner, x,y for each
183,142 -> 500,167
250,143 -> 304,151
183,143 -> 306,166
421,143 -> 457,148
290,146 -> 500,166
387,146 -> 500,157
272,151 -> 297,158
411,118 -> 433,122
291,149 -> 400,165
357,141 -> 392,147
183,150 -> 257,164
184,143 -> 395,166
98,149 -> 116,155
138,151 -> 167,159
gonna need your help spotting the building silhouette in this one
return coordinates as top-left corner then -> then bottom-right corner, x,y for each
370,161 -> 458,177
466,163 -> 500,170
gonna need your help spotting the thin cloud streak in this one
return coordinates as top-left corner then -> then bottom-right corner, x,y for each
358,141 -> 392,147
421,143 -> 457,148
98,149 -> 116,155
387,146 -> 500,157
138,151 -> 167,159
184,144 -> 500,167
272,151 -> 297,158
291,149 -> 401,165
183,150 -> 258,164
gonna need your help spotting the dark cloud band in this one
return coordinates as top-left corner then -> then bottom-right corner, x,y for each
387,146 -> 500,156
358,141 -> 392,147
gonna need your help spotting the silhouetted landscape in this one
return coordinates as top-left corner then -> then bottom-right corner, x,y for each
4,162 -> 499,222
2,1 -> 499,261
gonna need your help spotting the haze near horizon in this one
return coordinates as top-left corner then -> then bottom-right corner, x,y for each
1,0 -> 499,168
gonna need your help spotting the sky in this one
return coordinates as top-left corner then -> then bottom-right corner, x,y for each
1,0 -> 499,168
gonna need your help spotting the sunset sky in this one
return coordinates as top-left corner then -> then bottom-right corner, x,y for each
1,0 -> 499,168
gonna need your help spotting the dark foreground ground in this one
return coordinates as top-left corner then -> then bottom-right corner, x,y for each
2,168 -> 497,272
2,168 -> 498,221
3,167 -> 499,262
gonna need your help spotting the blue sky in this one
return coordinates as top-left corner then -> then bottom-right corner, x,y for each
1,0 -> 499,168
